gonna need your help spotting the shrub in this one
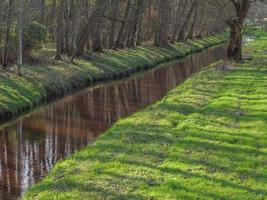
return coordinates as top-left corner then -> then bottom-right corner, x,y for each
0,21 -> 47,64
23,21 -> 47,55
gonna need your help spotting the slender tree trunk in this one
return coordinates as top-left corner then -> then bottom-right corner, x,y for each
69,0 -> 77,56
196,15 -> 206,38
129,0 -> 145,48
2,0 -> 14,68
92,18 -> 104,52
186,1 -> 198,40
115,0 -> 132,49
136,17 -> 143,46
92,1 -> 110,52
72,0 -> 108,59
154,0 -> 170,46
177,0 -> 197,41
64,0 -> 70,54
55,0 -> 65,60
171,0 -> 185,42
109,0 -> 119,49
40,0 -> 46,25
18,0 -> 23,76
48,0 -> 57,41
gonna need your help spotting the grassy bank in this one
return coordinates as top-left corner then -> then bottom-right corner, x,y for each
23,35 -> 267,199
0,35 -> 226,120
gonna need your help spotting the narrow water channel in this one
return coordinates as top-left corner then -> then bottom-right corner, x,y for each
0,45 -> 225,200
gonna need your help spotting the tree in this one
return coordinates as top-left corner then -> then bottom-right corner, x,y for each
205,0 -> 255,61
0,0 -> 231,65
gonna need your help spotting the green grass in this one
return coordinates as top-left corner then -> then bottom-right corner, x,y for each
22,35 -> 267,199
0,35 -> 226,119
244,27 -> 267,38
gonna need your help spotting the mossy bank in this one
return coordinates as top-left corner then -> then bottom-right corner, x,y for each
23,34 -> 267,199
0,35 -> 226,120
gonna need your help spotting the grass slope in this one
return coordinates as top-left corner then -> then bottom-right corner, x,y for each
23,36 -> 267,199
0,35 -> 226,119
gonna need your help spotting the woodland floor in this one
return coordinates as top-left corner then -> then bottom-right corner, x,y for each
23,35 -> 267,199
0,35 -> 226,120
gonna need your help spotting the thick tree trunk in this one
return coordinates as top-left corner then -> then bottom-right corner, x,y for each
226,0 -> 250,62
227,23 -> 243,61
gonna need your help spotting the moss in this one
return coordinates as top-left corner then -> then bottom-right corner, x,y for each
23,35 -> 267,199
0,35 -> 226,120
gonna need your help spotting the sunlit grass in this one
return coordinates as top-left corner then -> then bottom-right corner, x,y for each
23,35 -> 267,199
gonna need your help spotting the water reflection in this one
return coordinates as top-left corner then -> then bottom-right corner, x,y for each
0,45 -> 225,200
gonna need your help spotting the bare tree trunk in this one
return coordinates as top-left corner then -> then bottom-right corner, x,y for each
154,0 -> 170,46
48,0 -> 57,41
109,0 -> 119,49
136,17 -> 143,46
186,1 -> 198,40
171,0 -> 186,42
40,0 -> 46,25
129,0 -> 145,48
196,15 -> 207,38
227,22 -> 243,61
71,0 -> 108,59
18,0 -> 23,76
115,0 -> 132,49
177,0 -> 197,41
92,1 -> 109,52
2,0 -> 14,68
69,0 -> 77,56
92,18 -> 104,52
55,0 -> 65,60
64,0 -> 70,54
226,0 -> 250,62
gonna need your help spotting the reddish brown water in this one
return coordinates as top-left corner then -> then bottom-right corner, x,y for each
0,45 -> 225,200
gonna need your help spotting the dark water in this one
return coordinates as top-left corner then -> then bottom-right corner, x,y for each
0,45 -> 225,200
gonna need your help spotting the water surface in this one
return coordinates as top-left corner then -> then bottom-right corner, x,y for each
0,45 -> 225,200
